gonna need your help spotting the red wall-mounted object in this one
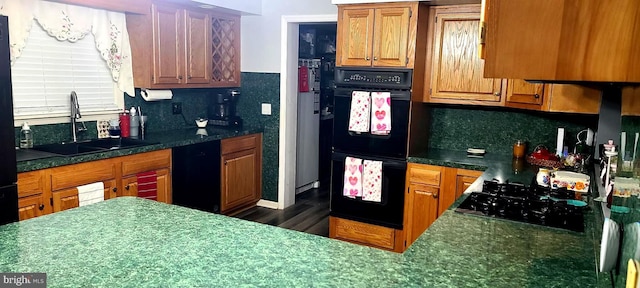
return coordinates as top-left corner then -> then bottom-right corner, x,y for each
299,66 -> 309,92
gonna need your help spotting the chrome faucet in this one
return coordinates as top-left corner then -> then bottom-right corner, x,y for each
70,91 -> 87,142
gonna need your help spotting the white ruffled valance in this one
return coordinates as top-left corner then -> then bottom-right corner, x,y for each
0,0 -> 134,96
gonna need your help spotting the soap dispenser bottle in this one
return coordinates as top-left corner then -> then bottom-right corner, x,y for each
19,122 -> 33,149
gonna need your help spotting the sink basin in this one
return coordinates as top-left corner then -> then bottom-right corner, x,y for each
79,138 -> 158,150
31,142 -> 108,156
31,138 -> 158,156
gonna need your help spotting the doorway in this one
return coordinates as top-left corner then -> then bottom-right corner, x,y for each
277,15 -> 337,210
295,23 -> 336,194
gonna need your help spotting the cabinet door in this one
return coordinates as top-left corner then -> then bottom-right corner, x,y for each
104,180 -> 117,200
122,176 -> 139,197
156,168 -> 172,204
52,188 -> 79,212
122,170 -> 171,204
372,7 -> 410,67
210,12 -> 241,87
152,4 -> 183,85
337,8 -> 375,67
184,10 -> 211,84
221,148 -> 259,213
18,195 -> 45,221
622,85 -> 640,116
505,79 -> 545,110
545,84 -> 602,114
406,184 -> 439,245
429,10 -> 502,104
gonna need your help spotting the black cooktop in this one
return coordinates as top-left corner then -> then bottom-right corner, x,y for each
455,180 -> 586,232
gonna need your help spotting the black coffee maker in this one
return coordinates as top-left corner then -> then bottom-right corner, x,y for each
208,90 -> 242,127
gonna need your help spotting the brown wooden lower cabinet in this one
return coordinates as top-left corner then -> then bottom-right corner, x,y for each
18,149 -> 173,220
18,195 -> 46,221
220,134 -> 262,215
329,216 -> 405,252
403,163 -> 482,249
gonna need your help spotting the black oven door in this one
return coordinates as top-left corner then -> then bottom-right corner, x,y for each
332,88 -> 410,159
330,151 -> 406,229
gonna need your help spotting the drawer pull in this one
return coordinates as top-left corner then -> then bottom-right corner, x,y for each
38,204 -> 45,210
113,187 -> 117,193
125,185 -> 130,190
415,190 -> 438,198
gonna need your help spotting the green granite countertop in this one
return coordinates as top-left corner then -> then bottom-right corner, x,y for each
16,126 -> 262,173
0,197 -> 608,287
409,149 -> 611,287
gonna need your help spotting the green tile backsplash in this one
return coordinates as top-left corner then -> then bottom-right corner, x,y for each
238,72 -> 280,202
425,105 -> 599,155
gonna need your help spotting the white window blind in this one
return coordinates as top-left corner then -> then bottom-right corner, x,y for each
11,21 -> 120,119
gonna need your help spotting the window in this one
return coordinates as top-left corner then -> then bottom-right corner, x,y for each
11,21 -> 122,122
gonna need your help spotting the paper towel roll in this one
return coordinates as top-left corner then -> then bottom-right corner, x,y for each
141,89 -> 172,102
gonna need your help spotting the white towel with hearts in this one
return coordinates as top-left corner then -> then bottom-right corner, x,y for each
362,160 -> 382,202
370,92 -> 391,135
343,157 -> 363,198
348,91 -> 371,133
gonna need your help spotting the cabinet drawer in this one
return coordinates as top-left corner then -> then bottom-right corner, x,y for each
50,159 -> 116,191
121,149 -> 171,176
17,170 -> 46,198
221,134 -> 258,155
330,217 -> 396,250
408,165 -> 441,186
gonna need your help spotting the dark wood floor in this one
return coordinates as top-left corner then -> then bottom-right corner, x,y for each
232,188 -> 330,237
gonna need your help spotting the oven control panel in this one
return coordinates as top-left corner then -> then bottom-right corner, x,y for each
334,68 -> 412,89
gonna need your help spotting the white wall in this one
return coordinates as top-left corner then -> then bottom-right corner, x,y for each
241,0 -> 337,73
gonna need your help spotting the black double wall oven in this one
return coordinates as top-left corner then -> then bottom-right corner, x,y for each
330,68 -> 412,229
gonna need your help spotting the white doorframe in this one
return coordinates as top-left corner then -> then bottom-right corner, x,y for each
277,14 -> 337,209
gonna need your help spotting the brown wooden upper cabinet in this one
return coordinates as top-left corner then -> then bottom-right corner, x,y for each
426,5 -> 503,106
504,79 -> 545,110
483,0 -> 640,82
337,3 -> 417,68
126,3 -> 240,89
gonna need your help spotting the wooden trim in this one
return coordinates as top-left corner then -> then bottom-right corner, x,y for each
407,163 -> 442,186
120,149 -> 172,177
47,0 -> 151,14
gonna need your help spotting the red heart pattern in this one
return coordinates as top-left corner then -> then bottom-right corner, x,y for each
362,160 -> 382,202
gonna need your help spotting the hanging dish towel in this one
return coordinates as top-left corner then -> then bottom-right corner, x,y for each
348,91 -> 371,133
370,92 -> 391,135
343,157 -> 363,198
137,171 -> 158,201
362,160 -> 383,202
77,182 -> 104,207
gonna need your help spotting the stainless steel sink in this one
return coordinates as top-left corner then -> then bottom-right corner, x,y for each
31,138 -> 158,156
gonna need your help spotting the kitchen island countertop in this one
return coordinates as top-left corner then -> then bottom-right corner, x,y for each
16,126 -> 262,173
0,195 -> 610,287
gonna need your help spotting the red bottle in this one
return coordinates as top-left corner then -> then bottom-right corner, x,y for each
119,112 -> 130,138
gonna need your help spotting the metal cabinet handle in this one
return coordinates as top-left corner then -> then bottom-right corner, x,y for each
374,57 -> 378,61
113,187 -> 117,193
178,75 -> 183,80
534,94 -> 540,99
188,75 -> 192,79
224,161 -> 228,165
38,204 -> 45,210
365,56 -> 370,61
415,190 -> 438,198
494,92 -> 501,96
125,185 -> 130,190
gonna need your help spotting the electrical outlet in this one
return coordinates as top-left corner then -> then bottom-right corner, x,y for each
172,102 -> 182,114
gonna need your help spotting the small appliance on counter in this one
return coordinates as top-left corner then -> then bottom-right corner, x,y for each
207,90 -> 242,128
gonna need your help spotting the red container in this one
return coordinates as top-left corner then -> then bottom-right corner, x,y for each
119,112 -> 130,138
298,66 -> 309,92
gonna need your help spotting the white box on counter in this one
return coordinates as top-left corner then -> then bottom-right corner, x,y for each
613,177 -> 640,198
